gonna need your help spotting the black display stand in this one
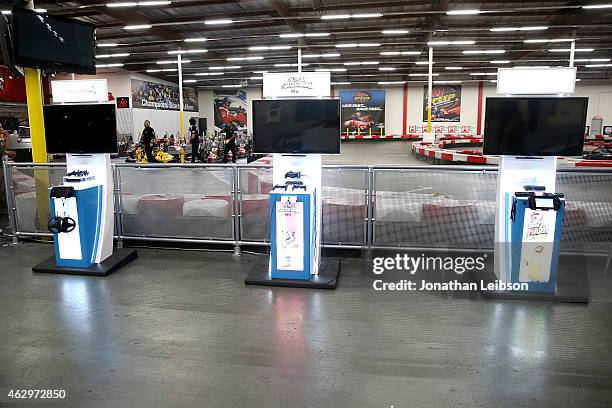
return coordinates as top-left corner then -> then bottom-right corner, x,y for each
245,258 -> 340,289
32,248 -> 138,277
472,263 -> 590,303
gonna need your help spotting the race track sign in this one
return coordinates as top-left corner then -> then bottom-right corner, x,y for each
263,72 -> 331,98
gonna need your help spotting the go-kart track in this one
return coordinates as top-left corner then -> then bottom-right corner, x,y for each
411,135 -> 612,167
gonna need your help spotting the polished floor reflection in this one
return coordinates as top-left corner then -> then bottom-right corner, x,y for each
0,243 -> 611,408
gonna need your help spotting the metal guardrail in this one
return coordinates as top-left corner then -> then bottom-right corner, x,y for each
3,159 -> 612,256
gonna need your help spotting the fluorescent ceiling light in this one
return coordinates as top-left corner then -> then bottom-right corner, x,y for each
195,72 -> 223,76
98,43 -> 120,47
435,80 -> 462,84
315,68 -> 347,72
380,51 -> 400,56
250,76 -> 263,80
574,58 -> 611,62
183,79 -> 197,83
408,73 -> 440,77
352,13 -> 383,18
96,63 -> 124,68
97,53 -> 130,58
446,9 -> 481,15
415,61 -> 433,65
306,33 -> 331,37
378,81 -> 405,84
490,26 -> 548,32
331,82 -> 351,85
524,38 -> 574,43
582,4 -> 612,9
585,63 -> 612,67
1,10 -> 11,15
427,40 -> 475,46
490,80 -> 498,83
34,8 -> 47,12
359,43 -> 381,47
379,67 -> 396,71
549,48 -> 594,52
382,29 -> 409,34
147,68 -> 177,72
249,45 -> 291,51
205,19 -> 233,25
444,66 -> 463,70
469,72 -> 497,76
156,59 -> 190,64
227,56 -> 264,61
321,14 -> 351,20
139,1 -> 171,5
274,63 -> 310,67
107,2 -> 137,6
280,33 -> 303,38
302,53 -> 341,58
462,49 -> 505,54
222,85 -> 242,88
124,24 -> 152,30
576,78 -> 581,81
184,38 -> 208,42
490,60 -> 510,64
209,66 -> 241,70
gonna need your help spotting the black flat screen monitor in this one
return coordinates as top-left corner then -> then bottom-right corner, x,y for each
253,99 -> 340,154
43,104 -> 118,154
12,7 -> 96,74
483,97 -> 587,156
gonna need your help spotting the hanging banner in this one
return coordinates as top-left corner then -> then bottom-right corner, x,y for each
340,90 -> 385,134
263,72 -> 330,97
214,89 -> 247,128
131,79 -> 198,111
422,85 -> 461,122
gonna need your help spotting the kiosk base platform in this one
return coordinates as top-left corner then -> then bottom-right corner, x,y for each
472,263 -> 590,303
32,249 -> 138,277
245,258 -> 341,289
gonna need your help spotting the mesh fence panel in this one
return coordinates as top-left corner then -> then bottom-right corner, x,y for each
322,167 -> 368,245
117,166 -> 234,240
556,171 -> 612,252
11,165 -> 67,233
373,169 -> 498,248
238,166 -> 272,242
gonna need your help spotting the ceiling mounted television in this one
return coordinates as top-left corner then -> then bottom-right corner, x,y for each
43,104 -> 118,154
253,99 -> 340,154
483,97 -> 587,156
12,7 -> 96,74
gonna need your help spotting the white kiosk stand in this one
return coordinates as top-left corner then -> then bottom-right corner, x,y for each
245,72 -> 340,289
32,96 -> 137,276
477,67 -> 590,302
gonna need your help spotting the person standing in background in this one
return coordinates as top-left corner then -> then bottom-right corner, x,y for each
188,117 -> 199,163
222,122 -> 237,164
141,120 -> 159,163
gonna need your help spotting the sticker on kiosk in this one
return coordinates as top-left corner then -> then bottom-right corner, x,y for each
276,196 -> 304,271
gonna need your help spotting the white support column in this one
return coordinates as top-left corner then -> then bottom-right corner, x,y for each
423,46 -> 434,143
178,53 -> 185,140
297,47 -> 302,73
569,40 -> 575,68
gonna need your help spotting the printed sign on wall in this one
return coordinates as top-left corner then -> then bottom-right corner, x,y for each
340,90 -> 385,134
214,89 -> 247,128
131,79 -> 198,111
422,85 -> 461,122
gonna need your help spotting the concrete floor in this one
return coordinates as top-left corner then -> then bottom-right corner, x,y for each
1,242 -> 611,407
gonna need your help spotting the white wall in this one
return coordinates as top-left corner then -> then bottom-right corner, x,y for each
193,81 -> 612,137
